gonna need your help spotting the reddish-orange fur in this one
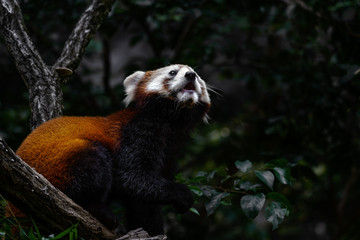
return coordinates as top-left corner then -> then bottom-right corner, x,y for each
6,109 -> 136,225
16,109 -> 135,192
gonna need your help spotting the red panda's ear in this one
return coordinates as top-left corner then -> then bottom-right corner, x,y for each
123,71 -> 145,106
123,71 -> 145,89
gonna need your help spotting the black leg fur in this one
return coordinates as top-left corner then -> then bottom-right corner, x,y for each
63,141 -> 118,229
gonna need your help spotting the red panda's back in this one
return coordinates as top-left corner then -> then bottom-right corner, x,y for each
16,116 -> 121,191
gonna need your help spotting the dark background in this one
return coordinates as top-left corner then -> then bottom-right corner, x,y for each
1,0 -> 360,239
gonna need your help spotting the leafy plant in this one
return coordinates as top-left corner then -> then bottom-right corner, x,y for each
0,213 -> 80,240
180,158 -> 294,230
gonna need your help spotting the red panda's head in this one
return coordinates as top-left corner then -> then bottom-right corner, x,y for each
123,64 -> 211,121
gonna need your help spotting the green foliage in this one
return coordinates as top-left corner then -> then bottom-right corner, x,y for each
178,158 -> 295,231
1,195 -> 80,240
0,216 -> 80,240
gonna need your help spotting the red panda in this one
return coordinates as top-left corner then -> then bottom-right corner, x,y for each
11,64 -> 211,236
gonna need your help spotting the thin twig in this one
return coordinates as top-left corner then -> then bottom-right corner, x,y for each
212,186 -> 248,195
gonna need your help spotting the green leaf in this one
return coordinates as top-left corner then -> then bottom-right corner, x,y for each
188,185 -> 203,196
207,170 -> 217,181
28,230 -> 37,240
30,218 -> 41,238
190,207 -> 200,216
273,167 -> 292,185
267,192 -> 292,212
188,175 -> 207,183
52,224 -> 78,239
240,193 -> 266,219
200,186 -> 218,198
235,180 -> 262,191
196,171 -> 207,177
19,226 -> 28,240
235,160 -> 252,173
265,158 -> 289,168
255,170 -> 275,190
220,199 -> 232,206
220,175 -> 231,184
265,201 -> 289,230
205,192 -> 230,216
72,225 -> 78,240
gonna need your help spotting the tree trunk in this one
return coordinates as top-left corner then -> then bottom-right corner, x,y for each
0,0 -> 63,129
0,0 -> 116,129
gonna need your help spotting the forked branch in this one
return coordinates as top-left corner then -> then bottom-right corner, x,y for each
54,0 -> 116,71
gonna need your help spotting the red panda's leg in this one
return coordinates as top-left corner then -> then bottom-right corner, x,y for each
62,141 -> 118,230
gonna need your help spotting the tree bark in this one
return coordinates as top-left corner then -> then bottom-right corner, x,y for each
117,228 -> 167,240
0,0 -> 116,129
0,0 -> 62,129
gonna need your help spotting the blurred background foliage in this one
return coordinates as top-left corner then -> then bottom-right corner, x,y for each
1,0 -> 360,239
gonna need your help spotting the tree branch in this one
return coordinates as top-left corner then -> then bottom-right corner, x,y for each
0,0 -> 62,129
116,228 -> 167,240
54,0 -> 116,71
0,137 -> 116,240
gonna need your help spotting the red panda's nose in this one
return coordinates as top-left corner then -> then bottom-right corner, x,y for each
185,72 -> 196,82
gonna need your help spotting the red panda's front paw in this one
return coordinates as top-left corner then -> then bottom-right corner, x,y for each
169,183 -> 194,213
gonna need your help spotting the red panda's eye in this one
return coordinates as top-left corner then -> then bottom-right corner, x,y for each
169,70 -> 178,76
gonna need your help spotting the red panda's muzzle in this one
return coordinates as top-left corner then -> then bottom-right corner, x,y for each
183,82 -> 196,92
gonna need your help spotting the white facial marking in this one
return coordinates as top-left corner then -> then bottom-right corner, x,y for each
146,75 -> 169,95
168,66 -> 188,92
176,91 -> 199,103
